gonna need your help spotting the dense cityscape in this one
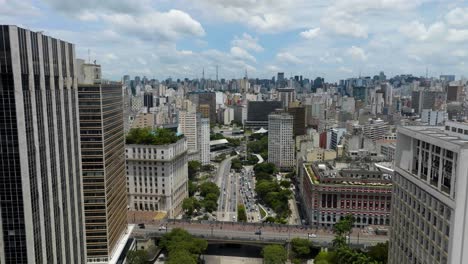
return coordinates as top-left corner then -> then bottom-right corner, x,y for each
2,1 -> 468,264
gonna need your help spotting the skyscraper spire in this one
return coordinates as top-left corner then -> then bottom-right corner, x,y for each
216,65 -> 219,82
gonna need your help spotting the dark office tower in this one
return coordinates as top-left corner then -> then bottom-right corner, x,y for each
78,82 -> 127,263
246,101 -> 283,128
287,106 -> 306,136
143,92 -> 154,110
188,91 -> 216,123
0,25 -> 85,263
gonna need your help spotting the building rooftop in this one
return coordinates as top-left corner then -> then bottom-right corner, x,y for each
304,161 -> 392,187
125,128 -> 184,145
400,123 -> 468,147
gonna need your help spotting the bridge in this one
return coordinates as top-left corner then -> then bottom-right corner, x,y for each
131,220 -> 389,248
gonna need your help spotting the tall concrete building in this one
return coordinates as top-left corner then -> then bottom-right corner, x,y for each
268,111 -> 295,171
178,111 -> 210,164
126,133 -> 188,218
78,80 -> 127,262
389,121 -> 468,264
188,91 -> 216,123
198,117 -> 210,165
246,101 -> 283,128
0,25 -> 85,263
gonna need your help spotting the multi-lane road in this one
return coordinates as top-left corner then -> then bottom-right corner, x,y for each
134,223 -> 389,247
215,156 -> 238,221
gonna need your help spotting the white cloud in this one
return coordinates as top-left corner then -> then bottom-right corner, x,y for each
276,52 -> 302,64
230,46 -> 256,62
338,66 -> 353,73
300,28 -> 320,39
321,11 -> 368,38
101,9 -> 205,42
399,21 -> 445,41
447,28 -> 468,43
346,46 -> 368,61
231,33 -> 263,52
445,7 -> 468,27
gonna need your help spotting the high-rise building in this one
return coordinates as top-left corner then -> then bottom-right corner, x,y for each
420,109 -> 447,126
268,111 -> 295,171
0,25 -> 85,263
143,92 -> 154,110
389,121 -> 468,264
246,101 -> 283,128
126,133 -> 188,218
178,111 -> 210,164
78,81 -> 127,263
188,91 -> 216,123
287,106 -> 306,136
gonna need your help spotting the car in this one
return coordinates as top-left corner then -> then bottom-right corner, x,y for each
308,233 -> 317,238
158,226 -> 166,231
255,230 -> 262,235
138,223 -> 145,229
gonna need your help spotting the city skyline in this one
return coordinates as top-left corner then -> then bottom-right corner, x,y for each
2,0 -> 468,81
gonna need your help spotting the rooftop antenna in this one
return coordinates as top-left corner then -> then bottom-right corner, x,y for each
216,65 -> 219,82
245,68 -> 248,79
426,67 -> 428,79
202,68 -> 205,80
88,49 -> 91,63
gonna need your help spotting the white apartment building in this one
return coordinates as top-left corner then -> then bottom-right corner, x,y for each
268,111 -> 295,171
363,118 -> 390,141
421,109 -> 447,126
198,117 -> 210,165
126,138 -> 188,218
178,111 -> 210,164
389,121 -> 468,264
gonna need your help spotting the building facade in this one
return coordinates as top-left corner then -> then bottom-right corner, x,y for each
300,162 -> 392,227
268,111 -> 295,171
126,138 -> 188,218
246,101 -> 283,128
0,25 -> 86,263
198,117 -> 210,165
78,83 -> 127,263
389,122 -> 468,264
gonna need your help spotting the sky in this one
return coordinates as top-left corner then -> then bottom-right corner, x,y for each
1,0 -> 468,82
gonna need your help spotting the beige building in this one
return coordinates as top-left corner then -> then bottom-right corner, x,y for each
132,113 -> 155,129
126,137 -> 188,218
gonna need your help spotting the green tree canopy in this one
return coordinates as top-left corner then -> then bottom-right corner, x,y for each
182,197 -> 200,216
237,204 -> 247,222
159,228 -> 207,262
202,199 -> 217,213
367,242 -> 389,263
199,182 -> 220,198
166,249 -> 197,264
262,244 -> 287,264
254,162 -> 277,175
188,160 -> 201,180
255,171 -> 273,181
126,250 -> 148,264
291,238 -> 312,258
126,127 -> 182,145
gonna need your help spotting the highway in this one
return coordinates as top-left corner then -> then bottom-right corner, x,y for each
215,156 -> 237,221
133,223 -> 389,247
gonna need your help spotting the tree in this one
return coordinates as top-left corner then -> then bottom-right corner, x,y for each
254,162 -> 277,175
188,180 -> 197,197
202,199 -> 217,213
367,242 -> 389,263
199,182 -> 220,198
314,251 -> 334,264
159,228 -> 207,263
333,214 -> 355,237
210,133 -> 225,140
201,164 -> 215,172
262,245 -> 287,264
126,250 -> 148,264
231,158 -> 243,172
237,204 -> 247,222
188,160 -> 201,180
255,171 -> 272,181
291,238 -> 312,258
166,249 -> 197,264
182,197 -> 200,216
280,180 -> 291,188
126,127 -> 181,145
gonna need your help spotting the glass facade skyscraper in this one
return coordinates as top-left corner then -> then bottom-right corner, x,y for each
0,25 -> 85,263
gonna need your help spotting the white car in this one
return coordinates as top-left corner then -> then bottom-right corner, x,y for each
308,233 -> 317,238
158,226 -> 167,231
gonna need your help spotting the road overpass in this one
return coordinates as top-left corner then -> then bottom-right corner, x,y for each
132,221 -> 389,248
